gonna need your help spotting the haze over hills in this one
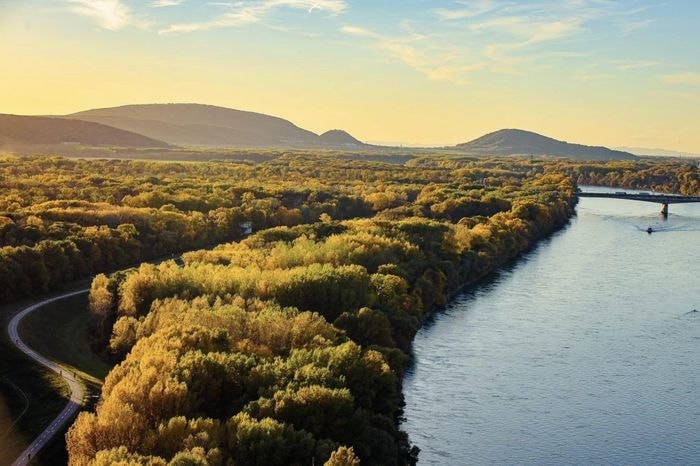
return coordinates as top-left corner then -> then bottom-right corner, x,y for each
615,146 -> 700,158
0,114 -> 168,148
68,104 -> 369,149
457,129 -> 636,160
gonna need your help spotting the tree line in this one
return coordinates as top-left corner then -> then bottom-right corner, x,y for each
542,159 -> 699,195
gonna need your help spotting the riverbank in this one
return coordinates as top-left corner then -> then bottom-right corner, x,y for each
417,196 -> 578,329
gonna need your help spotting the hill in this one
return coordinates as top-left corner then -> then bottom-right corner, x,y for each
0,114 -> 168,148
456,129 -> 636,160
69,104 -> 368,149
319,129 -> 364,146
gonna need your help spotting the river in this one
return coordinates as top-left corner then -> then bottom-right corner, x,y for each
402,187 -> 700,465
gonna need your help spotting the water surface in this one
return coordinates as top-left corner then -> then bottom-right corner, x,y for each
403,187 -> 700,465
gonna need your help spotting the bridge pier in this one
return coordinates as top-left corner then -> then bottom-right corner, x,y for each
661,203 -> 668,217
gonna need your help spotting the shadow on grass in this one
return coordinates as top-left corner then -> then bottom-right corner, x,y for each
0,378 -> 30,465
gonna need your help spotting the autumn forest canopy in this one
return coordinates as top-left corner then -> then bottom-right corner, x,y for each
0,153 -> 697,465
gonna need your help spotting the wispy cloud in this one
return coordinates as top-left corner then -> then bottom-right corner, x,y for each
474,16 -> 587,73
612,59 -> 658,71
436,1 -> 655,73
433,0 -> 495,21
623,18 -> 652,34
573,58 -> 659,82
67,0 -> 131,30
343,1 -> 647,81
338,1 -> 663,84
661,72 -> 700,85
342,25 -> 484,84
150,0 -> 185,7
474,16 -> 585,45
159,0 -> 346,34
340,25 -> 378,38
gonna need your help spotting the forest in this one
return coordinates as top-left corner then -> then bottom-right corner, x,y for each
545,159 -> 700,195
1,153 -> 697,465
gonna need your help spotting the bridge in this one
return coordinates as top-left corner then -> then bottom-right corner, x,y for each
576,190 -> 700,216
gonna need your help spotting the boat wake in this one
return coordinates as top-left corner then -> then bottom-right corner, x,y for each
635,222 -> 700,233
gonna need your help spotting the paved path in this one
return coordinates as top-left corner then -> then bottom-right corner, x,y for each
7,289 -> 89,466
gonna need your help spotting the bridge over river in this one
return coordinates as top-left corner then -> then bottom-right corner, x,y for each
576,190 -> 700,216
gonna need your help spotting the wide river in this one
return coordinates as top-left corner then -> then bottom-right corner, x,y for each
402,187 -> 699,465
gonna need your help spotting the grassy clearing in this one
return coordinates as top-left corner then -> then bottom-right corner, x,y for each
19,293 -> 111,383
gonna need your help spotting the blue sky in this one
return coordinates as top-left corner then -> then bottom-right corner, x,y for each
2,0 -> 700,151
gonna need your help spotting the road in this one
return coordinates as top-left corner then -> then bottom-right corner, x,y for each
7,288 -> 89,466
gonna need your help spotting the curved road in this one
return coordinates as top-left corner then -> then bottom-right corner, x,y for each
7,288 -> 89,466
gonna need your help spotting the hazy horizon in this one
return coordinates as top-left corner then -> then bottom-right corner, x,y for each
2,0 -> 700,152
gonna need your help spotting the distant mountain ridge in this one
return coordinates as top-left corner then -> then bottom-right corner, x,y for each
0,114 -> 168,148
1,105 -> 641,160
457,128 -> 636,160
68,103 -> 368,149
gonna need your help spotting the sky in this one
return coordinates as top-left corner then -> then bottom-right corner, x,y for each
1,0 -> 700,152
